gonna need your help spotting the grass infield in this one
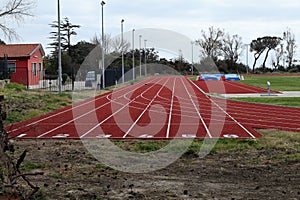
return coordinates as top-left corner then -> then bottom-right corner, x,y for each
231,97 -> 300,108
239,75 -> 300,91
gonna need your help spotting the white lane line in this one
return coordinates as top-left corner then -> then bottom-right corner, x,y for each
96,134 -> 112,138
182,134 -> 197,138
37,78 -> 160,138
17,134 -> 27,138
189,80 -> 256,139
122,78 -> 170,139
139,134 -> 154,138
166,78 -> 176,138
80,78 -> 167,139
181,78 -> 212,138
52,134 -> 70,138
224,134 -> 239,138
8,77 -> 153,134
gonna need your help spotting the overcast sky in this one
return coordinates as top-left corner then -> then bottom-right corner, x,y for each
4,0 -> 300,65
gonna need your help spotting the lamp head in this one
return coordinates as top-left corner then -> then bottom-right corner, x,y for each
101,1 -> 105,6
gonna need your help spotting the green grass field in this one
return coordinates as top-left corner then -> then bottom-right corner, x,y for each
232,97 -> 300,108
233,75 -> 300,107
240,75 -> 300,91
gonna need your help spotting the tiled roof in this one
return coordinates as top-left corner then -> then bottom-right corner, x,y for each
0,44 -> 45,58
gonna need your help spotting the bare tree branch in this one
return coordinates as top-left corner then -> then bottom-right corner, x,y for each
0,0 -> 35,41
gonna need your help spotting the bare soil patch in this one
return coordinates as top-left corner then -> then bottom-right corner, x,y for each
10,134 -> 299,200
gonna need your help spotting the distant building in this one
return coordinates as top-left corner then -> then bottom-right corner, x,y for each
0,44 -> 45,89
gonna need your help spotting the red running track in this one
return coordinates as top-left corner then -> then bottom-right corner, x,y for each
6,76 -> 300,140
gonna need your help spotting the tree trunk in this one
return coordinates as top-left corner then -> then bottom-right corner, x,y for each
252,58 -> 258,73
262,48 -> 271,72
252,51 -> 264,73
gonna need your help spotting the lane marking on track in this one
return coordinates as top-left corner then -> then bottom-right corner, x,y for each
17,134 -> 27,138
182,134 -> 197,138
80,78 -> 168,139
181,78 -> 212,138
139,134 -> 154,138
166,77 -> 176,138
189,79 -> 256,139
52,134 -> 70,138
122,78 -> 170,139
96,134 -> 112,138
223,134 -> 239,138
8,77 -> 153,135
36,78 -> 161,138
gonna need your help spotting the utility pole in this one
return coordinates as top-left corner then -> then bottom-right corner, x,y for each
139,35 -> 142,77
132,29 -> 135,81
101,1 -> 106,88
57,0 -> 62,94
121,19 -> 125,83
144,39 -> 147,77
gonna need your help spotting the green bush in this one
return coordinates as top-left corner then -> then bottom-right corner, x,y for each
4,82 -> 26,91
62,73 -> 69,85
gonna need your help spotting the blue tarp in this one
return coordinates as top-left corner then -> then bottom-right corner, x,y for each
200,74 -> 240,81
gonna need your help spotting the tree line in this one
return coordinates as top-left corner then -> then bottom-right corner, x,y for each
0,0 -> 299,79
196,26 -> 298,74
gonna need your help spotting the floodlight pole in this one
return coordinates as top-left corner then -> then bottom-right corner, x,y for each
191,41 -> 194,75
57,0 -> 62,95
121,19 -> 125,84
144,39 -> 147,77
132,29 -> 135,81
101,1 -> 105,88
139,35 -> 142,77
243,43 -> 250,74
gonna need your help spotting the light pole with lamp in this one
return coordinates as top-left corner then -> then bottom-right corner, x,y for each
144,39 -> 147,77
57,0 -> 62,94
191,41 -> 194,75
139,35 -> 142,77
244,44 -> 250,74
132,29 -> 135,81
121,19 -> 125,84
101,1 -> 105,88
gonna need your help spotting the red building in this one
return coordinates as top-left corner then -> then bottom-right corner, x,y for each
0,44 -> 45,89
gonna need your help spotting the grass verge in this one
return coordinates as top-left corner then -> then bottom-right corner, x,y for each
1,83 -> 72,125
231,97 -> 300,107
113,129 -> 299,163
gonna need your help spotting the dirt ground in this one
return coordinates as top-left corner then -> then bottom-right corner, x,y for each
11,138 -> 299,200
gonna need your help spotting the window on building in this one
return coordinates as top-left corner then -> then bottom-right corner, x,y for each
39,63 -> 42,72
32,63 -> 37,76
8,63 -> 16,73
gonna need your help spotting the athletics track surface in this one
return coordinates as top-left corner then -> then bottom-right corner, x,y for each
6,76 -> 300,139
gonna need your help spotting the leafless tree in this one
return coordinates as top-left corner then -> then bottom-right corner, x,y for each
0,0 -> 35,41
111,36 -> 130,54
195,26 -> 224,60
272,43 -> 284,70
91,33 -> 131,56
91,33 -> 113,55
221,33 -> 243,63
283,28 -> 297,68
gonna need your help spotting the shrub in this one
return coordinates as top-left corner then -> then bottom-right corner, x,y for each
4,82 -> 26,91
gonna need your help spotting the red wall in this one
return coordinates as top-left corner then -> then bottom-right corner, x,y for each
10,59 -> 28,86
10,49 -> 44,87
